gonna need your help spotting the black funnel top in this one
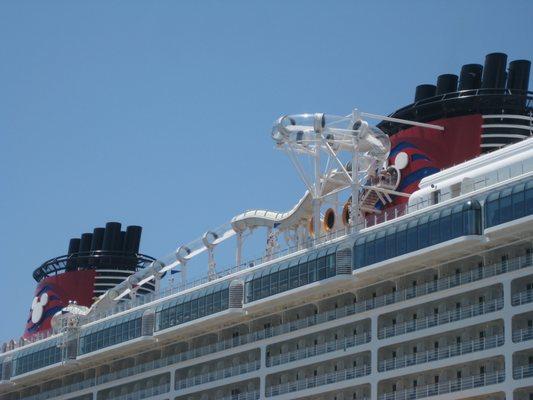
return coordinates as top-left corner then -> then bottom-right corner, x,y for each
33,222 -> 153,283
102,222 -> 121,251
90,228 -> 105,251
482,52 -> 508,89
415,84 -> 437,102
436,74 -> 458,95
79,233 -> 93,253
459,64 -> 483,90
507,60 -> 531,92
124,225 -> 143,254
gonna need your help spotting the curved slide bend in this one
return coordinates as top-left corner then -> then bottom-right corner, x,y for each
230,169 -> 351,233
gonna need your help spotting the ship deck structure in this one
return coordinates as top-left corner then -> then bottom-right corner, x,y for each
1,52 -> 533,400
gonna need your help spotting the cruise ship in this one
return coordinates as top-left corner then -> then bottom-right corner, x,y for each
1,52 -> 533,400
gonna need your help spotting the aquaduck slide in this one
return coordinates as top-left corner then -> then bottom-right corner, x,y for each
231,113 -> 391,234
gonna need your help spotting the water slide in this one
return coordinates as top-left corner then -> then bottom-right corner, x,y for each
230,113 -> 391,234
230,170 -> 351,233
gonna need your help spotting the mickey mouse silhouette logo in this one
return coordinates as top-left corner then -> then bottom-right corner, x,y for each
31,292 -> 49,324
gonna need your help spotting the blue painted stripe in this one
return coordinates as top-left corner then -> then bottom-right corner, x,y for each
390,142 -> 418,158
398,167 -> 440,191
411,153 -> 431,162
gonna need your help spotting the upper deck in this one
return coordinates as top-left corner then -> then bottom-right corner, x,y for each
1,137 -> 532,387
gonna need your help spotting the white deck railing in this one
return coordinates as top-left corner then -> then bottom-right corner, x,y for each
378,371 -> 505,400
512,288 -> 533,306
513,326 -> 533,343
266,332 -> 371,367
216,391 -> 260,400
266,364 -> 371,397
378,335 -> 504,372
175,360 -> 260,389
378,298 -> 504,339
107,382 -> 170,400
513,364 -> 533,379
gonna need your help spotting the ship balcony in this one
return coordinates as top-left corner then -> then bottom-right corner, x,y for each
378,371 -> 505,400
19,377 -> 95,400
166,253 -> 527,370
512,288 -> 533,307
265,318 -> 369,362
94,372 -> 170,400
512,311 -> 533,344
513,386 -> 533,400
514,364 -> 533,380
378,334 -> 504,373
513,326 -> 533,343
216,391 -> 260,400
379,356 -> 505,400
287,385 -> 370,400
357,250 -> 530,311
176,390 -> 260,400
378,298 -> 504,340
175,359 -> 261,390
174,379 -> 260,400
266,331 -> 371,367
265,364 -> 371,398
100,382 -> 170,400
513,350 -> 533,380
378,286 -> 504,340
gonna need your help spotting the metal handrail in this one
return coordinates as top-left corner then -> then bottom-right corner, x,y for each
378,371 -> 505,400
378,335 -> 504,372
512,326 -> 533,343
266,332 -> 371,367
106,382 -> 170,400
512,288 -> 533,306
216,391 -> 260,400
266,364 -> 371,397
175,360 -> 260,389
378,298 -> 504,339
513,364 -> 533,379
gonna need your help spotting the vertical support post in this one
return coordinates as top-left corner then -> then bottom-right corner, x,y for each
208,248 -> 216,281
351,111 -> 362,230
313,128 -> 321,242
236,231 -> 243,267
180,262 -> 187,286
154,273 -> 161,294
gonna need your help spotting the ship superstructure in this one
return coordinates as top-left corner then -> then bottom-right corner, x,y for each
1,52 -> 533,400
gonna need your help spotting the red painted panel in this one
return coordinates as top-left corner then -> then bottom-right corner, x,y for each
23,270 -> 95,338
383,114 -> 482,208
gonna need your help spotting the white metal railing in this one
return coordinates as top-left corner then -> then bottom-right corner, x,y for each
378,335 -> 504,372
21,377 -> 96,400
19,253 -> 530,400
216,391 -> 260,400
512,288 -> 533,306
83,224 -> 361,324
266,364 -> 371,397
175,360 -> 260,389
378,371 -> 505,400
266,332 -> 371,367
378,298 -> 504,339
514,364 -> 533,379
513,326 -> 533,343
106,382 -> 170,400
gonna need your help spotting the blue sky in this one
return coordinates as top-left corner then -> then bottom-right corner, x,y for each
1,0 -> 532,342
